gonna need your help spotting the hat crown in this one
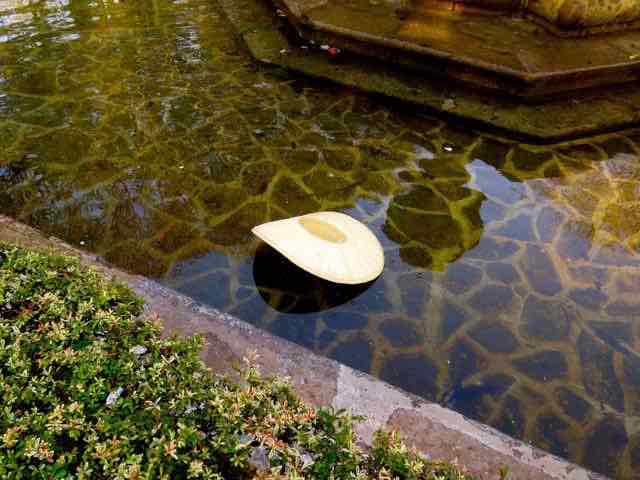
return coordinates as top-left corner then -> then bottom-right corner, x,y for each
299,217 -> 347,244
252,211 -> 384,284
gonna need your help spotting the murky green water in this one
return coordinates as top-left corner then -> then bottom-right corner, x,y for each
2,0 -> 640,477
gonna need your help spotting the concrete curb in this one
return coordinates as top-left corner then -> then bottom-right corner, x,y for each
0,215 -> 606,479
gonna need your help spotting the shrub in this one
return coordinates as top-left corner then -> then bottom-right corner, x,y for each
0,244 -> 473,479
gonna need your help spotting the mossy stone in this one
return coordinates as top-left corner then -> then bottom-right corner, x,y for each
472,137 -> 511,169
432,180 -> 473,201
359,171 -> 395,195
281,148 -> 320,173
302,169 -> 355,201
387,204 -> 462,250
359,144 -> 405,171
241,160 -> 278,194
152,223 -> 201,255
26,129 -> 91,165
511,146 -> 553,172
104,240 -> 170,277
272,176 -> 320,215
323,148 -> 357,171
418,157 -> 468,179
394,185 -> 449,213
193,151 -> 244,183
207,202 -> 267,246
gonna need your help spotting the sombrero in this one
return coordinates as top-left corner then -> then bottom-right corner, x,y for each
252,211 -> 384,285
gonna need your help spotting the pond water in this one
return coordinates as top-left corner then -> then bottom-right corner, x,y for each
2,0 -> 640,477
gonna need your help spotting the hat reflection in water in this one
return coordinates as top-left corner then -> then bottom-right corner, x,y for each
251,212 -> 384,285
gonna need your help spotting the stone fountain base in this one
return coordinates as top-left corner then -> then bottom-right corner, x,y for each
218,0 -> 640,141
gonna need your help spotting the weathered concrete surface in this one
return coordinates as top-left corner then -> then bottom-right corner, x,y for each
219,0 -> 640,141
0,214 -> 607,479
528,0 -> 640,30
278,0 -> 640,94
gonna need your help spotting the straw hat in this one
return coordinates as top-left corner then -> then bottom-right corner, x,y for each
252,211 -> 384,285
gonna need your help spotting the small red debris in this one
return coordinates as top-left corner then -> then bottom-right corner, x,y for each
327,47 -> 340,58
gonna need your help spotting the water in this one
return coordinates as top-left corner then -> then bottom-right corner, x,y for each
2,0 -> 640,477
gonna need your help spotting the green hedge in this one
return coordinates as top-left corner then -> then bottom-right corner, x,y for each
0,244 -> 474,479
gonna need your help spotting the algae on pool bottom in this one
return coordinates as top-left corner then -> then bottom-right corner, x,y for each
1,0 -> 640,477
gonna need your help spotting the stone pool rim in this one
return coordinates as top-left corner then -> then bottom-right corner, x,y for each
0,214 -> 605,480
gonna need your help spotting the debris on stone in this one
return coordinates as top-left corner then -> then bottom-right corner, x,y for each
300,451 -> 315,468
248,446 -> 270,471
130,345 -> 148,355
239,433 -> 256,445
183,402 -> 204,415
442,98 -> 456,111
106,387 -> 123,407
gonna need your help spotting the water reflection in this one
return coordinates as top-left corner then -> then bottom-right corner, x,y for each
2,0 -> 640,477
253,243 -> 373,313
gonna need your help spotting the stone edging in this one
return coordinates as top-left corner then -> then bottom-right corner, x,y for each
0,215 -> 605,479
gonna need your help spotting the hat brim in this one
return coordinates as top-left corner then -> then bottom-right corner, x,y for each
252,211 -> 384,285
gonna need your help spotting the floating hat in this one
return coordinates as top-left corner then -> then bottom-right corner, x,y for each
252,211 -> 384,285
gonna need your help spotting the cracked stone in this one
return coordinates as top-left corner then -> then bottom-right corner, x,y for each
583,416 -> 628,478
331,335 -> 373,373
485,262 -> 520,283
536,206 -> 565,243
569,288 -> 607,311
440,302 -> 468,340
448,340 -> 483,385
443,262 -> 483,294
522,244 -> 562,296
323,311 -> 368,330
556,387 -> 592,423
469,285 -> 514,313
578,331 -> 625,413
464,236 -> 519,261
522,295 -> 573,341
381,353 -> 439,401
495,214 -> 535,241
469,321 -> 519,353
379,317 -> 422,347
494,395 -> 525,439
513,350 -> 568,382
536,415 -> 570,459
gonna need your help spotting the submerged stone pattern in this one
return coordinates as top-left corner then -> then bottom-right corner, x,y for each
1,0 -> 640,477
